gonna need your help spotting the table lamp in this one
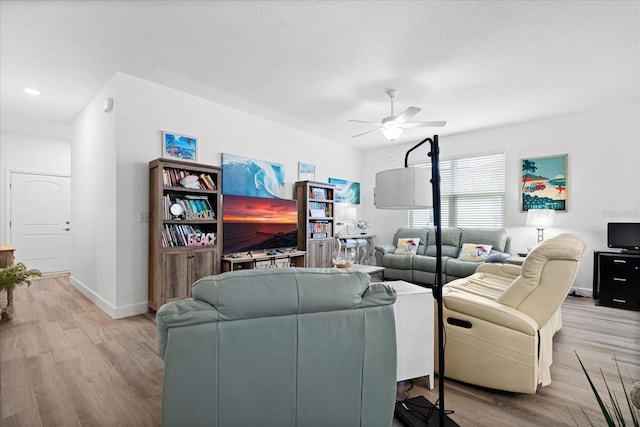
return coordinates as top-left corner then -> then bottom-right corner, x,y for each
526,208 -> 555,243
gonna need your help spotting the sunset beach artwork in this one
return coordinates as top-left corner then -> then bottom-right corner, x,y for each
521,154 -> 567,212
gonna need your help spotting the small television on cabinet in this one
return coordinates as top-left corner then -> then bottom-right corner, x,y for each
223,194 -> 298,255
607,222 -> 640,252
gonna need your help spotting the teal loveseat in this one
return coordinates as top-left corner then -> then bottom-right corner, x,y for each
157,268 -> 398,427
374,227 -> 510,286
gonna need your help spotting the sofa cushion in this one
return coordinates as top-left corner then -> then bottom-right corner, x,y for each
394,238 -> 421,255
458,243 -> 493,261
425,227 -> 462,257
460,229 -> 508,253
381,253 -> 415,269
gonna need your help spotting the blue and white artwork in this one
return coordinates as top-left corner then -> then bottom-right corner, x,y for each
329,178 -> 360,204
222,153 -> 286,199
162,131 -> 197,161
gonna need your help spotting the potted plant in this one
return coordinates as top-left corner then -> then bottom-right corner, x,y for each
0,262 -> 41,320
0,262 -> 41,291
576,351 -> 640,426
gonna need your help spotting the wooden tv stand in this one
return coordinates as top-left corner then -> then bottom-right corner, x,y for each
221,250 -> 306,272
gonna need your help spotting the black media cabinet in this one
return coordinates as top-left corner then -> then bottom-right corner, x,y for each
593,250 -> 640,311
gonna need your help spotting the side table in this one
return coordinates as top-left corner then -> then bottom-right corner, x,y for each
505,255 -> 526,266
0,244 -> 16,320
384,280 -> 434,389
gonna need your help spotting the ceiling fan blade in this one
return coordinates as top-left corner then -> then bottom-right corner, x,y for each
401,121 -> 447,128
348,119 -> 382,126
352,128 -> 383,138
395,106 -> 421,123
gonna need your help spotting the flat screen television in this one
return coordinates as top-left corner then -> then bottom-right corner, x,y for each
607,222 -> 640,252
223,194 -> 298,255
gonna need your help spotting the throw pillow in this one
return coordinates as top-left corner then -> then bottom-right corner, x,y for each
394,238 -> 421,256
458,243 -> 493,262
485,253 -> 511,264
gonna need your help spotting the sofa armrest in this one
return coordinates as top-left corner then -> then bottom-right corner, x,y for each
374,244 -> 396,254
374,244 -> 396,266
443,289 -> 538,335
156,298 -> 219,361
475,262 -> 521,279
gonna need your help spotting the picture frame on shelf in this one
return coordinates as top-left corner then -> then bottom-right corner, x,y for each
162,131 -> 197,161
521,154 -> 567,212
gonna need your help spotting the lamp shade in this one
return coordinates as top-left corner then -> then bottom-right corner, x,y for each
382,126 -> 404,141
344,207 -> 357,220
375,167 -> 432,209
526,208 -> 556,227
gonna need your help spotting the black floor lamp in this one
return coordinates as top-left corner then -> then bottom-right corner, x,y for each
375,135 -> 446,427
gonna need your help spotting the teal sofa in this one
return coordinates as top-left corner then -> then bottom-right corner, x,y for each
374,227 -> 510,286
157,268 -> 398,427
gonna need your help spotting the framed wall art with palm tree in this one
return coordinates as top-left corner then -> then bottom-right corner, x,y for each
521,154 -> 568,212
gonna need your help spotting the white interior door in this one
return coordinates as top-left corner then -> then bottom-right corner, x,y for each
10,172 -> 71,272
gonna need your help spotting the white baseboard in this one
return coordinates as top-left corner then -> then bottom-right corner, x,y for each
69,275 -> 148,319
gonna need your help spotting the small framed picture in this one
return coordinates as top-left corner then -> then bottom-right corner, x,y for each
162,131 -> 197,162
298,162 -> 315,181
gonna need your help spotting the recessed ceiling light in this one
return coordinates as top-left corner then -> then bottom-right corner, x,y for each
24,87 -> 41,96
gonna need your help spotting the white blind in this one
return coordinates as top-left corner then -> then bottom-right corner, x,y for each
408,153 -> 505,229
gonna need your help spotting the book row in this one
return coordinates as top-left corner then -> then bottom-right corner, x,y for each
309,201 -> 332,218
309,187 -> 332,201
164,195 -> 216,220
162,224 -> 217,248
162,167 -> 217,190
308,221 -> 332,236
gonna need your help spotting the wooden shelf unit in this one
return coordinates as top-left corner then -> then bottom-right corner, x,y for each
294,181 -> 335,268
148,158 -> 222,310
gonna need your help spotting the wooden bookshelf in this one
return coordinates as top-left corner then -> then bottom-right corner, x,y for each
295,181 -> 335,268
148,158 -> 222,310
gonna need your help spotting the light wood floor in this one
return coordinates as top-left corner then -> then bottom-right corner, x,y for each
1,277 -> 639,426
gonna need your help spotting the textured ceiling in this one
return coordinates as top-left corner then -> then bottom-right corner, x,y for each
1,1 -> 638,149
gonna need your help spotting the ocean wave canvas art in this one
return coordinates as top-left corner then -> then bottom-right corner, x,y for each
329,178 -> 360,204
222,153 -> 286,199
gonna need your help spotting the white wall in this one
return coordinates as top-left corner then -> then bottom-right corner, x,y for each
0,131 -> 71,243
71,76 -> 118,314
362,101 -> 640,292
73,72 -> 362,318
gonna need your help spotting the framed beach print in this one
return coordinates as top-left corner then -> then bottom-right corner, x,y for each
521,154 -> 567,212
162,131 -> 197,161
298,162 -> 315,181
221,153 -> 286,199
329,177 -> 361,204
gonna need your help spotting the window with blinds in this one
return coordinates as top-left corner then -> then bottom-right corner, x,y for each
408,153 -> 505,229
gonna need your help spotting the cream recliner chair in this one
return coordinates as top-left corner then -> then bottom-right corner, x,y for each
439,232 -> 586,393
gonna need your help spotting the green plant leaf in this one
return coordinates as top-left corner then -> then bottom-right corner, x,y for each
576,351 -> 616,426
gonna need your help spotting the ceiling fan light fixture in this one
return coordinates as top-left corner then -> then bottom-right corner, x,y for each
24,87 -> 40,96
382,126 -> 403,141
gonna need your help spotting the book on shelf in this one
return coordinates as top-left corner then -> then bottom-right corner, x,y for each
310,208 -> 326,218
162,223 -> 216,248
163,195 -> 216,220
311,187 -> 326,200
163,167 -> 217,190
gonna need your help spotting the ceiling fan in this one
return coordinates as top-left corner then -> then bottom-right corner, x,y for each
349,89 -> 446,141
